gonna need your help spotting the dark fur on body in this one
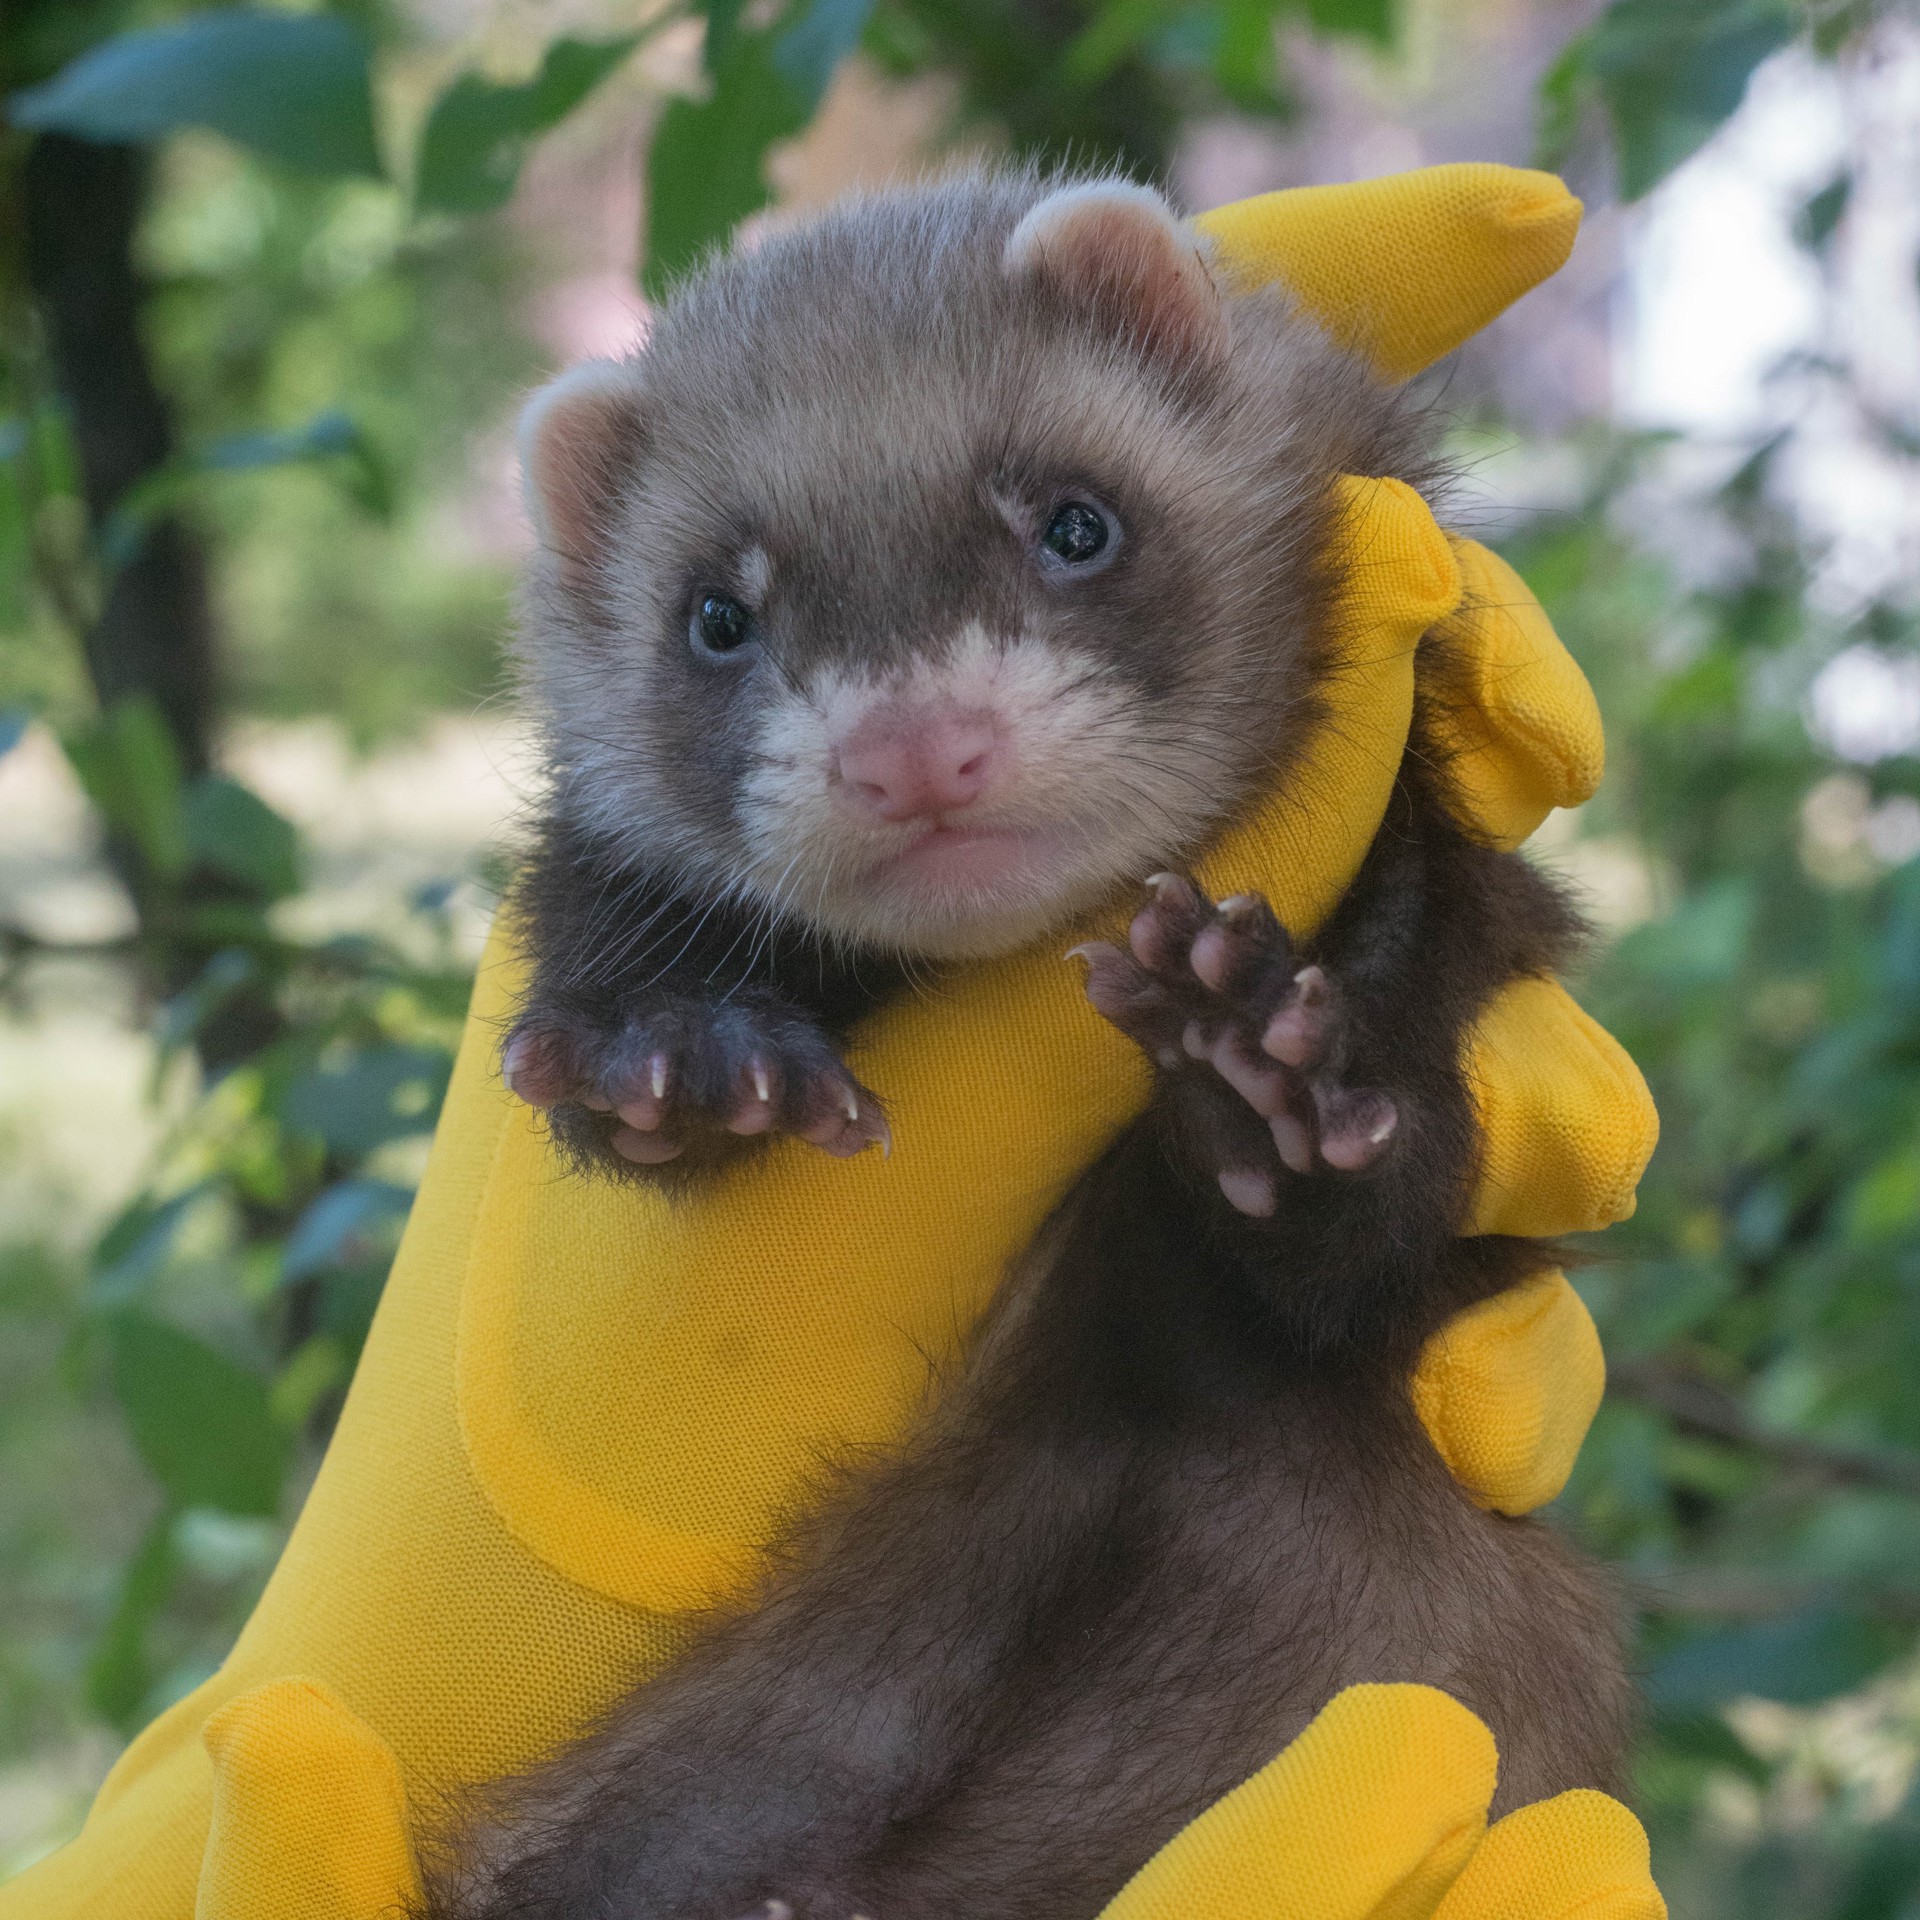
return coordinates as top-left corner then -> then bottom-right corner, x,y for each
431,172 -> 1631,1919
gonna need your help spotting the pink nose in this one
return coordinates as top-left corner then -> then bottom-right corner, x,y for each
836,710 -> 999,823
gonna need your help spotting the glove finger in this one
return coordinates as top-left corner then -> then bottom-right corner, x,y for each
1421,537 -> 1604,853
1097,1684 -> 1495,1920
1465,976 -> 1657,1241
197,1677 -> 423,1920
1430,1789 -> 1666,1920
1410,1273 -> 1605,1516
1193,166 -> 1582,383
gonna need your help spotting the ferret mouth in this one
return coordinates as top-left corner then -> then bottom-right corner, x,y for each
745,809 -> 1153,960
883,822 -> 1060,886
840,817 -> 1116,958
871,817 -> 1098,898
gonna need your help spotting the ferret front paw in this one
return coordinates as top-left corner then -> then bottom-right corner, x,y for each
1075,874 -> 1397,1216
501,993 -> 889,1175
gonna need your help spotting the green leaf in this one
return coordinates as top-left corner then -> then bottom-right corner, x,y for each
1301,0 -> 1396,46
776,0 -> 877,101
1535,37 -> 1588,174
0,435 -> 26,631
1616,879 -> 1755,992
643,38 -> 810,297
61,697 -> 189,879
90,1186 -> 213,1306
281,1178 -> 414,1284
108,1312 -> 288,1518
1842,1139 -> 1920,1245
1212,0 -> 1285,104
100,410 -> 389,568
1794,173 -> 1852,254
155,949 -> 257,1062
198,409 -> 360,474
1065,0 -> 1168,86
85,1513 -> 181,1732
1647,1604 -> 1898,1713
280,1044 -> 453,1154
703,0 -> 747,75
415,35 -> 641,216
644,0 -> 872,295
197,409 -> 392,520
1557,0 -> 1797,201
1839,1819 -> 1920,1920
8,10 -> 383,179
182,775 -> 301,900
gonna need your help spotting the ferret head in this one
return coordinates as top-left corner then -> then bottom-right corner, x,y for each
517,172 -> 1423,960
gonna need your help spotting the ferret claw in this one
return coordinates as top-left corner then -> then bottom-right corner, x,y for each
1263,968 -> 1330,1067
501,1006 -> 887,1174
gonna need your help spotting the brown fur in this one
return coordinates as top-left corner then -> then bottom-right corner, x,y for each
424,170 -> 1631,1920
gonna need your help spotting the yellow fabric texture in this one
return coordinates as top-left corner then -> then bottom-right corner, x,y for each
0,166 -> 1657,1920
194,1682 -> 421,1920
1409,1274 -> 1605,1517
1433,1790 -> 1667,1920
1099,1686 -> 1666,1920
1427,537 -> 1607,853
1193,164 -> 1582,382
1465,977 -> 1659,1241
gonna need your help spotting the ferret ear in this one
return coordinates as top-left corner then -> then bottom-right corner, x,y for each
1004,182 -> 1225,369
519,359 -> 649,569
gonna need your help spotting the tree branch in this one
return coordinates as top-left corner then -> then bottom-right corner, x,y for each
1610,1355 -> 1920,1499
21,134 -> 217,776
1617,1563 -> 1920,1621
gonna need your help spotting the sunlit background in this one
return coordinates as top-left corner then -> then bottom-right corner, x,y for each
5,1 -> 1920,1911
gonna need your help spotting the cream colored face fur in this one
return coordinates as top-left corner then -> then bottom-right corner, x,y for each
736,622 -> 1229,958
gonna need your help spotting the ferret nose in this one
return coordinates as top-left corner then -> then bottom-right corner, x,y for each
836,711 -> 999,823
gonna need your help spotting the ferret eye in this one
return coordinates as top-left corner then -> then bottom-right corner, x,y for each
691,593 -> 754,658
1040,500 -> 1115,569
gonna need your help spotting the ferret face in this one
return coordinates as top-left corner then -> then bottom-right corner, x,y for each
518,174 -> 1418,960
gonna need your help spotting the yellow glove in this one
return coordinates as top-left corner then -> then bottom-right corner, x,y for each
0,165 -> 1657,1920
153,1679 -> 1668,1920
1099,1685 -> 1665,1920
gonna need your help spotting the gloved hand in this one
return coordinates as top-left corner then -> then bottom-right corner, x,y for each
0,164 -> 1658,1920
1100,1684 -> 1664,1920
173,1678 -> 1668,1920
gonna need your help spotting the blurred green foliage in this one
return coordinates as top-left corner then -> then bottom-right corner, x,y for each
9,13 -> 384,179
3,0 -> 1920,1909
1509,430 -> 1920,1910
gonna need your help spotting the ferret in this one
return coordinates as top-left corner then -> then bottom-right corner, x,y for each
423,170 -> 1631,1920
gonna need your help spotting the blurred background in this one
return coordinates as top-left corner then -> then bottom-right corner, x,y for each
1,0 -> 1918,1909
